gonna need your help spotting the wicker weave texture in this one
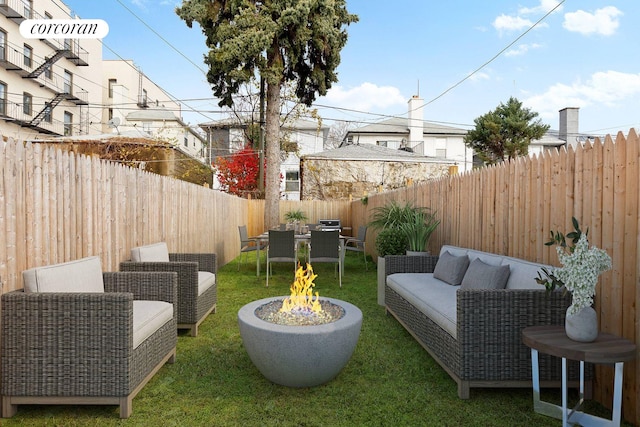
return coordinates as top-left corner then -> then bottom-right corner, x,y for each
1,272 -> 177,398
384,254 -> 590,393
120,252 -> 217,326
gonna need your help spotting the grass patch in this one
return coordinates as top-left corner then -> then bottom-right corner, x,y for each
4,252 -> 632,426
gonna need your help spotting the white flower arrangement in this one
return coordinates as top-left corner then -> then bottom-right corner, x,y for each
553,233 -> 612,315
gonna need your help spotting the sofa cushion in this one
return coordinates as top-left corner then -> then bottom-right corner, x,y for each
131,242 -> 170,262
433,251 -> 469,286
440,245 -> 503,266
132,300 -> 174,349
503,257 -> 550,290
461,258 -> 511,290
22,256 -> 104,293
387,273 -> 458,338
198,271 -> 216,296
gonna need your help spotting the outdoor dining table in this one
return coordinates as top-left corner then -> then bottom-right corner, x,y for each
254,231 -> 346,276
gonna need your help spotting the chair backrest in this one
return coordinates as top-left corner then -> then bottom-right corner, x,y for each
268,230 -> 296,260
131,242 -> 170,262
357,225 -> 367,241
309,230 -> 340,261
238,225 -> 249,243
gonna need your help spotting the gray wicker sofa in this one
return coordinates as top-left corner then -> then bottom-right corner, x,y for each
1,256 -> 178,418
384,245 -> 588,399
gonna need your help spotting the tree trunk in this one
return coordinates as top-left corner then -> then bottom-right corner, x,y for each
264,80 -> 281,230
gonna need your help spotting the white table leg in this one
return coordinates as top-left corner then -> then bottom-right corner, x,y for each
612,362 -> 624,426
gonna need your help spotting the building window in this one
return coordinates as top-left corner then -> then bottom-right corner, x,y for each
45,12 -> 52,19
0,82 -> 6,116
108,79 -> 116,98
43,104 -> 52,123
44,63 -> 52,80
23,44 -> 32,68
184,136 -> 188,147
435,137 -> 447,158
22,0 -> 32,19
0,30 -> 6,62
108,108 -> 113,121
285,171 -> 300,192
63,111 -> 73,136
63,70 -> 72,95
377,141 -> 387,148
23,92 -> 32,115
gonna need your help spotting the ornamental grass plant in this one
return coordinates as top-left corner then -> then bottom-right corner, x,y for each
3,250 -> 631,427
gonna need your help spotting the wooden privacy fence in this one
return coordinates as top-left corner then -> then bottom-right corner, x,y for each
352,129 -> 640,424
0,138 -> 247,293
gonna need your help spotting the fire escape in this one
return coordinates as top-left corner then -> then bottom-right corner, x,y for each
0,2 -> 89,134
24,44 -> 88,128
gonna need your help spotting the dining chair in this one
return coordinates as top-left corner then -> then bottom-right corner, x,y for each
238,225 -> 266,271
344,225 -> 368,270
266,229 -> 297,287
308,230 -> 342,287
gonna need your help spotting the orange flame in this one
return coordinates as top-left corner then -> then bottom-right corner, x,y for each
280,263 -> 323,314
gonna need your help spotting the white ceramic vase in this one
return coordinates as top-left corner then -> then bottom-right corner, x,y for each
565,306 -> 598,342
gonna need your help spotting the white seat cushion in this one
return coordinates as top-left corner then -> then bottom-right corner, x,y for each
22,256 -> 104,293
387,273 -> 458,339
132,300 -> 174,348
198,271 -> 216,296
131,242 -> 170,262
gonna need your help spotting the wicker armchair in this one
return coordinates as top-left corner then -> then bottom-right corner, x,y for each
120,242 -> 217,337
1,263 -> 178,419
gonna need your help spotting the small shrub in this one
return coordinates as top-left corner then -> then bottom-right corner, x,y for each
375,228 -> 408,257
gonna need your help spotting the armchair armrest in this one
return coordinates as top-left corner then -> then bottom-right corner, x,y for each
169,253 -> 217,274
103,271 -> 177,306
384,254 -> 439,276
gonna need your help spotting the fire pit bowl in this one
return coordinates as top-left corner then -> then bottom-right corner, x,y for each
238,296 -> 363,388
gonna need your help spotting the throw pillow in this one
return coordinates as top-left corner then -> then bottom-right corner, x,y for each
461,258 -> 511,290
433,251 -> 470,286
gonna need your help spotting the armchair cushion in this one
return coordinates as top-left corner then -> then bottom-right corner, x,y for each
22,256 -> 104,293
133,300 -> 174,348
198,271 -> 216,296
131,242 -> 170,262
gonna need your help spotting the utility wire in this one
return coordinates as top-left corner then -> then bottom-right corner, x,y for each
417,0 -> 567,110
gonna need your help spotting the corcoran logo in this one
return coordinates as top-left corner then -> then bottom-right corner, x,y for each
19,19 -> 109,39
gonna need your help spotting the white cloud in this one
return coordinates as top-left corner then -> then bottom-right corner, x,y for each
519,0 -> 563,15
492,14 -> 534,33
467,71 -> 490,82
524,71 -> 640,121
493,1 -> 561,35
323,83 -> 406,113
505,43 -> 543,57
563,7 -> 622,36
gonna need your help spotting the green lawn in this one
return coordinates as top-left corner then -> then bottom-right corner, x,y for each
3,251 -> 631,426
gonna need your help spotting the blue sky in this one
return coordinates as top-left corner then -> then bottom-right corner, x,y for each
61,0 -> 640,136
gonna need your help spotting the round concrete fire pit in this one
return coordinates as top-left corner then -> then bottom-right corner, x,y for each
238,296 -> 362,388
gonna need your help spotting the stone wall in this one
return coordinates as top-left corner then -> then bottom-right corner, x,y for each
301,159 -> 450,200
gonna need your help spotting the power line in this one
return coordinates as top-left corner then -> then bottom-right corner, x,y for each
417,0 -> 567,111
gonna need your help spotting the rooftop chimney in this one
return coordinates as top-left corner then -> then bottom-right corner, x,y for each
559,107 -> 579,148
408,95 -> 424,146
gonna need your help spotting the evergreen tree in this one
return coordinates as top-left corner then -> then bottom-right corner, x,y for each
464,97 -> 549,165
176,0 -> 358,227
